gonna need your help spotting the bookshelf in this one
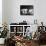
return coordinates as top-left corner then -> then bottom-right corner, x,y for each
9,25 -> 30,37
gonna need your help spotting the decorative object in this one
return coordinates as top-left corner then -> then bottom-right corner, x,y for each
20,5 -> 34,15
26,27 -> 32,40
0,23 -> 9,38
34,19 -> 37,24
0,38 -> 5,44
0,22 -> 9,44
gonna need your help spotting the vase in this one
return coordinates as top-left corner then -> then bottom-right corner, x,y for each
0,38 -> 5,44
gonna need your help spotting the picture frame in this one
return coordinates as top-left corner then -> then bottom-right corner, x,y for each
20,5 -> 34,15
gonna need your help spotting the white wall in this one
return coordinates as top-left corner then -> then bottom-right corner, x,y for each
7,0 -> 35,25
3,0 -> 46,26
0,0 -> 2,27
34,0 -> 46,26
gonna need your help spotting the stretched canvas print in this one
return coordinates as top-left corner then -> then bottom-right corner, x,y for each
20,5 -> 34,15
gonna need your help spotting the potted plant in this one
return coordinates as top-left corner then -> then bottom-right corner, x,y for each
0,23 -> 9,44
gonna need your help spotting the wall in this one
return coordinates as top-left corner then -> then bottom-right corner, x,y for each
0,0 -> 2,27
2,0 -> 8,24
7,0 -> 35,25
3,0 -> 46,26
35,0 -> 46,26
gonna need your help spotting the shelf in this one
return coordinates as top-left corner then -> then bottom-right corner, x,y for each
16,32 -> 23,33
10,32 -> 23,33
10,32 -> 15,33
9,23 -> 37,26
9,25 -> 31,36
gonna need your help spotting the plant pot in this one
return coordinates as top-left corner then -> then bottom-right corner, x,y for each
0,38 -> 5,44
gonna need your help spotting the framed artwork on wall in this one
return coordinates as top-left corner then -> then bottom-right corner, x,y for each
20,5 -> 34,15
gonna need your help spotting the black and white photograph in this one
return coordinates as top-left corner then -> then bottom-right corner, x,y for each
20,5 -> 34,15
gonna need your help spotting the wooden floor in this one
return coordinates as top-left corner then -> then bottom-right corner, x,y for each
0,44 -> 46,46
40,45 -> 46,46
